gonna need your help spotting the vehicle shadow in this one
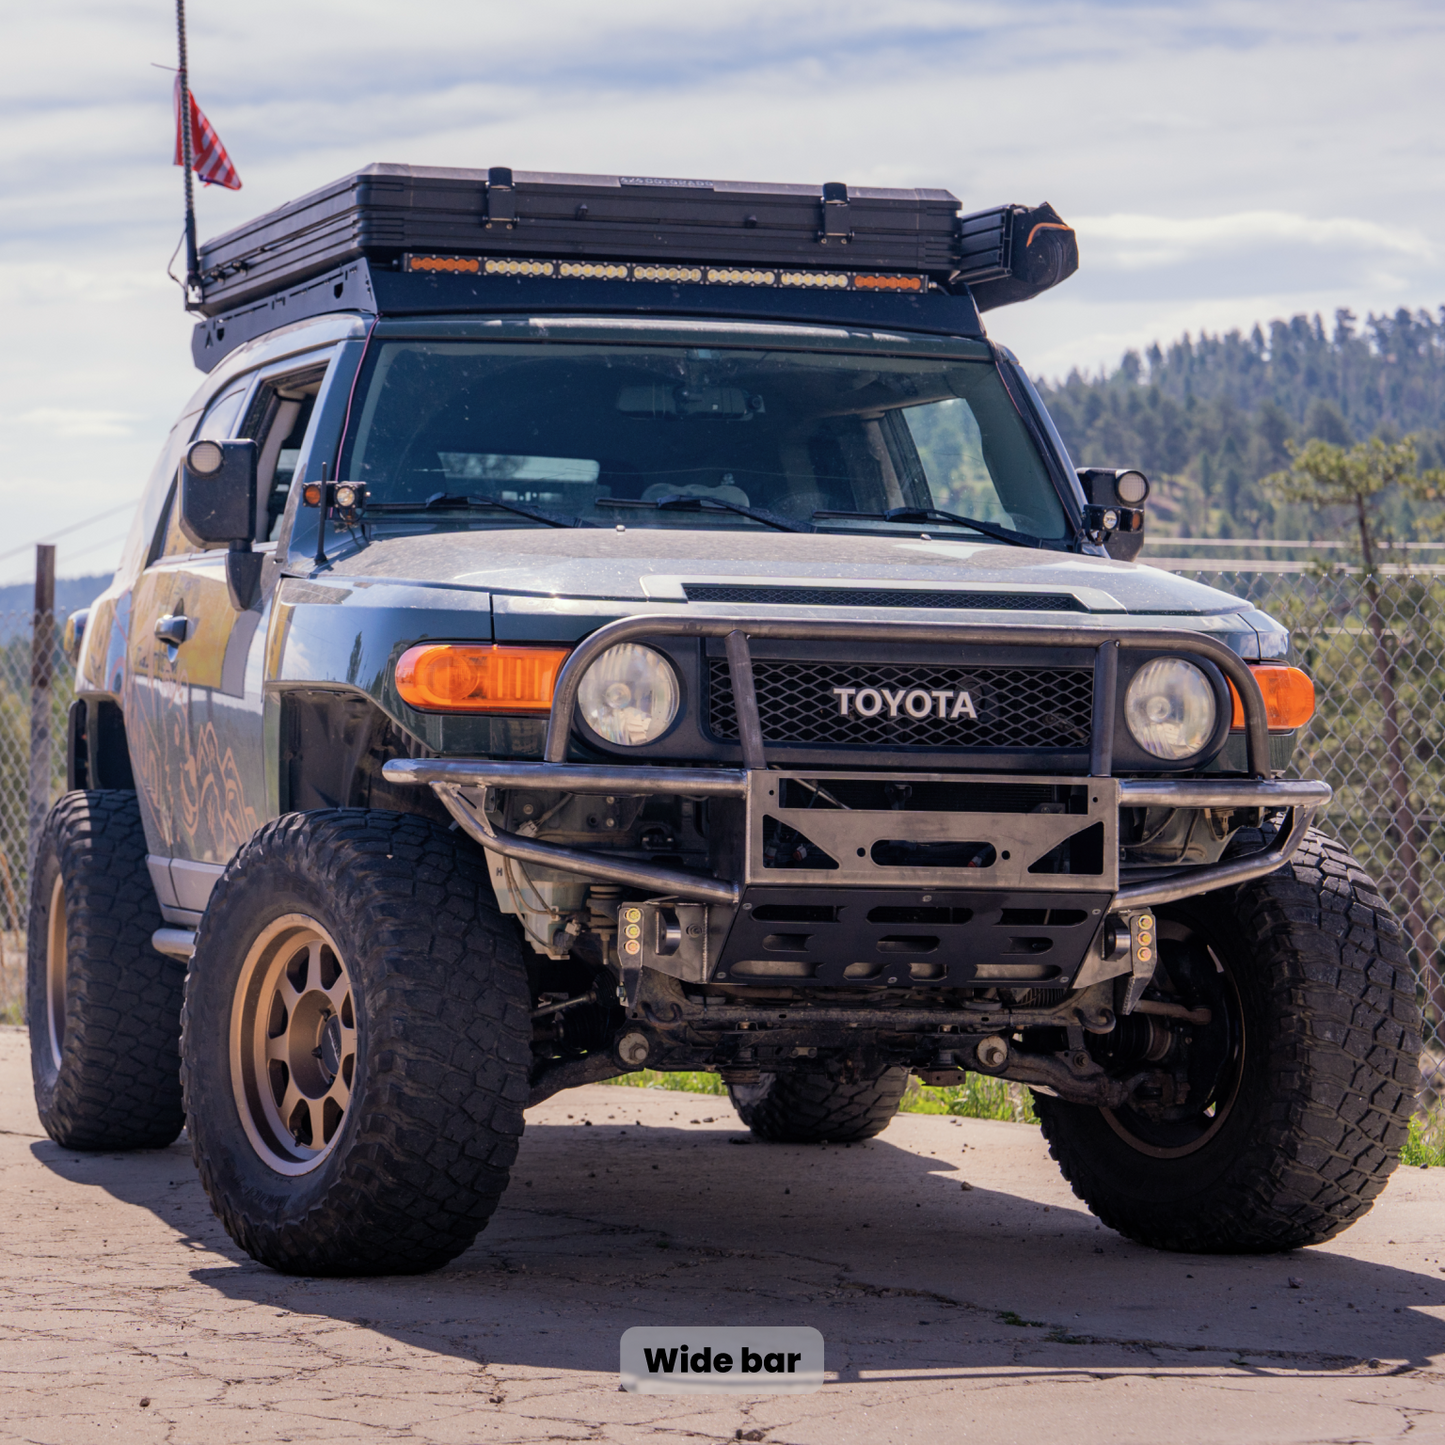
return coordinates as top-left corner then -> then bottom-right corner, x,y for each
32,1115 -> 1445,1380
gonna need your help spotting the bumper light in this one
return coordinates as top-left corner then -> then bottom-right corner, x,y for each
1230,665 -> 1316,730
578,643 -> 680,745
1124,657 -> 1218,761
395,643 -> 570,713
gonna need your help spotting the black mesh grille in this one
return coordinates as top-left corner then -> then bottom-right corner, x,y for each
684,583 -> 1083,611
708,658 -> 1093,749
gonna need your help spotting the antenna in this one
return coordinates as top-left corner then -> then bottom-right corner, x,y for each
314,463 -> 330,567
176,0 -> 201,308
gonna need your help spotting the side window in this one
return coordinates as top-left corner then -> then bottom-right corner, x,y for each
194,386 -> 249,443
241,365 -> 327,542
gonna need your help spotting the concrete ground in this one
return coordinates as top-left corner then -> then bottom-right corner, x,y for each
1,1026 -> 1442,1444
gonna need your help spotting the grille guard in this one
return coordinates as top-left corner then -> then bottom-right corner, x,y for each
381,615 -> 1332,915
539,614 -> 1273,773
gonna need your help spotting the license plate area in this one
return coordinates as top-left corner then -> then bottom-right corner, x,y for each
745,771 -> 1119,892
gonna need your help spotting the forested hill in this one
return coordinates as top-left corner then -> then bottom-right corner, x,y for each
1036,307 -> 1445,539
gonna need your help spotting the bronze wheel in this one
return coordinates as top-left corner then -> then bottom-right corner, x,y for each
45,873 -> 67,1071
230,915 -> 357,1176
185,810 -> 532,1275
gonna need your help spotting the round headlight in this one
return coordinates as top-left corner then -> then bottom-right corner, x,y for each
1124,658 -> 1217,760
578,644 -> 679,745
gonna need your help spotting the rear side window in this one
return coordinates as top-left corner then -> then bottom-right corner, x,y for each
241,365 -> 327,541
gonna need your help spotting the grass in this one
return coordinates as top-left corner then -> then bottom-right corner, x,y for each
1401,1114 -> 1445,1168
898,1072 -> 1039,1123
604,1068 -> 1037,1123
605,1069 -> 728,1096
0,931 -> 22,1027
607,1070 -> 1445,1154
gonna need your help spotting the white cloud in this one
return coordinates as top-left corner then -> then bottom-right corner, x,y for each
8,408 -> 142,438
1076,211 -> 1433,270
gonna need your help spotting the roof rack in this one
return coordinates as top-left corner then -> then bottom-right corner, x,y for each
193,164 -> 1078,318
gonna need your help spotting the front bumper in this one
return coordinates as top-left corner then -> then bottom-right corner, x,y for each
381,613 -> 1331,924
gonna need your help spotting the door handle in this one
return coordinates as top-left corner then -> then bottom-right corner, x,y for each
155,614 -> 191,646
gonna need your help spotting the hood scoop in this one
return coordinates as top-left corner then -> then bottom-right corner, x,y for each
681,582 -> 1086,612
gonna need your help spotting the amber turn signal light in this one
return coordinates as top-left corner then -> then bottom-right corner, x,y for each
1229,665 -> 1316,731
395,644 -> 571,713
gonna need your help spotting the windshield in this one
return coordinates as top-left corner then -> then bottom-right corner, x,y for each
341,341 -> 1071,538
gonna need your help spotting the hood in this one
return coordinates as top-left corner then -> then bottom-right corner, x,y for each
314,527 -> 1249,618
274,526 -> 1289,717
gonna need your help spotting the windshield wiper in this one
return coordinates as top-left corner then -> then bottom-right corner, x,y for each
812,506 -> 1045,549
364,492 -> 581,528
597,494 -> 811,534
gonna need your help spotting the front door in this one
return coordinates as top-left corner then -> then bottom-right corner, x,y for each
123,383 -> 249,914
168,357 -> 332,907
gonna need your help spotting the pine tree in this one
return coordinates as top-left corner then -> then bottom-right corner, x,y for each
1038,306 -> 1445,538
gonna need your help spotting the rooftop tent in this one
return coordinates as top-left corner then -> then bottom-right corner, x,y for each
189,165 -> 1078,368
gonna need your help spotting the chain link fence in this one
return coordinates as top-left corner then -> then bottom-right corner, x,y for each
1158,563 -> 1445,1145
0,564 -> 1439,1142
0,588 -> 76,1024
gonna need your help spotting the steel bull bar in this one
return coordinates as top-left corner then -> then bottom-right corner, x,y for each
382,614 -> 1332,911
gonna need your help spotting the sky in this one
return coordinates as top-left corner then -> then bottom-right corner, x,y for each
2,0 -> 1442,585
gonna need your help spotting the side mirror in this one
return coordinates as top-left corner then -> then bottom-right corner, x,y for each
181,439 -> 263,610
61,607 -> 89,666
1078,468 -> 1148,562
181,439 -> 256,548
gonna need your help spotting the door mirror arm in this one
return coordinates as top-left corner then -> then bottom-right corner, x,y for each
225,546 -> 265,611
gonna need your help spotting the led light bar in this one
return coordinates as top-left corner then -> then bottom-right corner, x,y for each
402,253 -> 929,294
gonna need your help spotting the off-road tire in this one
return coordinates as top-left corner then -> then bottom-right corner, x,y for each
181,809 -> 531,1276
1036,828 -> 1421,1253
728,1067 -> 909,1143
26,790 -> 184,1150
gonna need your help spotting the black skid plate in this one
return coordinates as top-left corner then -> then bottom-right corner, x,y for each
714,886 -> 1109,990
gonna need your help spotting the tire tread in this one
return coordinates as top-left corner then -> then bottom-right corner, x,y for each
182,809 -> 531,1275
1038,828 -> 1421,1253
27,790 -> 183,1151
729,1068 -> 909,1144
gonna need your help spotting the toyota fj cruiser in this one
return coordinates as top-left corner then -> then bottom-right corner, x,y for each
33,165 -> 1420,1275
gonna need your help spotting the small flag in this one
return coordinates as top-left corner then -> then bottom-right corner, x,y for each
173,76 -> 241,190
